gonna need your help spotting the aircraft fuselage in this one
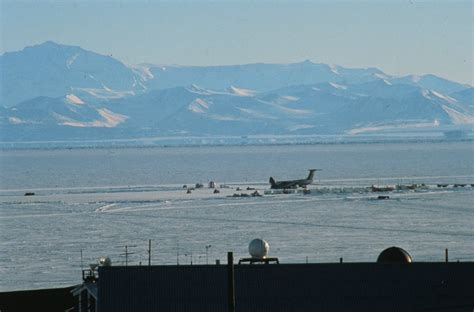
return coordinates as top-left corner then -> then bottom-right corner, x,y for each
269,169 -> 319,189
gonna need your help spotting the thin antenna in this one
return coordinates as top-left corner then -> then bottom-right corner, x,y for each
80,248 -> 83,270
227,252 -> 235,312
177,242 -> 180,265
125,245 -> 129,266
206,245 -> 212,265
118,245 -> 137,266
148,239 -> 152,266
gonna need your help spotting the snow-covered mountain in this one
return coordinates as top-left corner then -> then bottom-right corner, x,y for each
0,41 -> 141,107
135,60 -> 389,92
5,95 -> 127,128
3,81 -> 473,140
1,42 -> 472,141
131,62 -> 471,96
389,74 -> 470,95
3,42 -> 470,107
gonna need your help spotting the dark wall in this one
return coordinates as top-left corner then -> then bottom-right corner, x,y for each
0,286 -> 76,312
98,263 -> 474,312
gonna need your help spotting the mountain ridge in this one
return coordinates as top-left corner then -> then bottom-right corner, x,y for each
1,41 -> 472,141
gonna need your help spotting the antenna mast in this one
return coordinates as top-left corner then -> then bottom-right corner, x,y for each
176,242 -> 180,265
118,244 -> 137,266
148,239 -> 152,266
80,248 -> 83,270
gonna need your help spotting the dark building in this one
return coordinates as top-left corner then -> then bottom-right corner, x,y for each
0,286 -> 76,311
2,247 -> 473,311
82,261 -> 474,312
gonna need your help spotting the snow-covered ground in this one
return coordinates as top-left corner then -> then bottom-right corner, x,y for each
1,142 -> 473,291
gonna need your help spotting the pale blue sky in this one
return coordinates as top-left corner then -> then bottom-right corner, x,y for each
1,0 -> 472,84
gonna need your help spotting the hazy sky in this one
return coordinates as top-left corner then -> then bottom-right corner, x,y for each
1,0 -> 472,84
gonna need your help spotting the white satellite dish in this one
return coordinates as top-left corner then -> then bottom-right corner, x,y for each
99,256 -> 112,266
248,238 -> 270,259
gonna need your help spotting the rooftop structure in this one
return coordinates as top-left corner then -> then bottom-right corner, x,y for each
94,262 -> 474,312
68,245 -> 474,312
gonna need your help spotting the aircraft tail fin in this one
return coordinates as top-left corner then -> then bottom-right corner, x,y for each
269,177 -> 276,187
307,169 -> 319,181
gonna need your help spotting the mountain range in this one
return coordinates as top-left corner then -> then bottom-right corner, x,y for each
1,41 -> 472,141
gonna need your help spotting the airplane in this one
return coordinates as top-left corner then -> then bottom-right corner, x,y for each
269,169 -> 321,189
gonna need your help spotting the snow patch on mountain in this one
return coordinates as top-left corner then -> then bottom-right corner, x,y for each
54,108 -> 128,128
8,116 -> 41,125
374,73 -> 390,80
329,82 -> 347,90
237,107 -> 277,119
277,106 -> 313,115
186,85 -> 216,95
130,64 -> 155,81
329,64 -> 339,75
430,90 -> 457,104
74,88 -> 135,100
97,108 -> 128,126
421,89 -> 458,105
421,89 -> 433,100
442,105 -> 474,124
66,53 -> 79,69
188,98 -> 210,113
208,114 -> 240,121
281,95 -> 299,101
348,120 -> 440,135
65,94 -> 84,105
228,86 -> 256,97
8,117 -> 27,124
288,124 -> 315,131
